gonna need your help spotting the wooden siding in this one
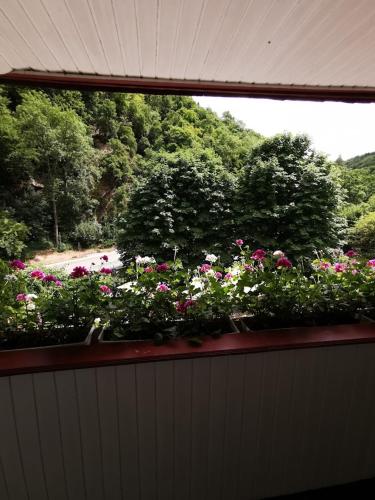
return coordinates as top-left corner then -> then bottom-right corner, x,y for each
1,343 -> 375,499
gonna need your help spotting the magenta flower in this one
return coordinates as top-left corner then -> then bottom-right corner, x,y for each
200,263 -> 212,273
319,261 -> 331,270
224,273 -> 233,280
43,274 -> 58,283
244,264 -> 254,271
70,266 -> 89,278
99,285 -> 112,295
367,259 -> 375,268
345,249 -> 358,258
101,255 -> 109,262
214,271 -> 223,279
156,283 -> 170,292
235,239 -> 244,247
275,257 -> 292,269
55,280 -> 63,287
156,263 -> 169,272
100,267 -> 112,275
10,259 -> 26,270
176,299 -> 196,313
144,266 -> 154,273
30,269 -> 45,280
16,293 -> 28,302
251,249 -> 267,261
334,262 -> 347,273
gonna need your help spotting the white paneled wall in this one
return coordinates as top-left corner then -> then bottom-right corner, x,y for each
2,343 -> 375,500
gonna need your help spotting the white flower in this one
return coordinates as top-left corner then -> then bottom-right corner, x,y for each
27,294 -> 37,300
5,274 -> 17,281
273,250 -> 285,258
118,281 -> 137,291
191,277 -> 205,290
243,284 -> 260,294
205,254 -> 218,263
135,256 -> 156,265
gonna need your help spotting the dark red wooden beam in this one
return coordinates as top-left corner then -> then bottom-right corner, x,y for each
0,323 -> 374,377
2,71 -> 375,102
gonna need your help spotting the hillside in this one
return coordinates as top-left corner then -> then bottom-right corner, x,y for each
345,151 -> 375,170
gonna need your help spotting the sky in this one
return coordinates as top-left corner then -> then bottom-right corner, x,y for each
193,96 -> 375,161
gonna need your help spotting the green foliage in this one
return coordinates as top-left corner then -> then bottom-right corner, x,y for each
349,212 -> 375,256
236,133 -> 345,256
117,149 -> 236,262
345,151 -> 375,170
73,220 -> 103,248
0,211 -> 28,258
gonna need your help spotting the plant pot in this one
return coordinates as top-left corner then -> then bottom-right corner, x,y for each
0,321 -> 97,351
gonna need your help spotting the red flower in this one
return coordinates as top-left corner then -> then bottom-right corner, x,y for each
275,257 -> 292,269
345,249 -> 358,258
101,255 -> 109,262
43,274 -> 58,282
10,259 -> 26,270
30,269 -> 45,280
100,267 -> 112,275
251,249 -> 267,261
176,299 -> 196,313
156,263 -> 169,272
70,266 -> 89,278
99,285 -> 112,295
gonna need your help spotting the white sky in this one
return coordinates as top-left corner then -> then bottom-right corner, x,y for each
193,96 -> 375,161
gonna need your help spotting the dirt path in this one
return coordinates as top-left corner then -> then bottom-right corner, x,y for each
28,246 -> 116,266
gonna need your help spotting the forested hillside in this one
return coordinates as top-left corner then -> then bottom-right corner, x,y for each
345,151 -> 375,170
0,86 -> 261,253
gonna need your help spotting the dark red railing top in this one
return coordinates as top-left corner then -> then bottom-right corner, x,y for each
0,323 -> 375,376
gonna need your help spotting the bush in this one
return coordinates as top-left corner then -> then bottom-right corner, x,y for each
0,211 -> 29,259
349,212 -> 375,256
73,220 -> 103,248
117,149 -> 236,262
236,134 -> 345,256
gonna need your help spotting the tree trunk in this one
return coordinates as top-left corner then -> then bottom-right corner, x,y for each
52,192 -> 59,247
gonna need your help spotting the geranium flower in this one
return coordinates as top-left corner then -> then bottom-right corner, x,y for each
273,250 -> 285,258
251,249 -> 267,261
205,254 -> 218,263
100,255 -> 109,262
10,259 -> 26,270
100,267 -> 112,275
367,259 -> 375,268
334,262 -> 347,273
214,271 -> 223,279
319,261 -> 331,270
345,250 -> 358,257
235,239 -> 244,246
16,293 -> 28,302
30,269 -> 45,280
156,283 -> 170,292
224,273 -> 233,280
43,274 -> 58,283
55,280 -> 63,287
70,266 -> 89,278
176,299 -> 196,313
244,264 -> 254,271
144,266 -> 154,273
99,285 -> 112,295
275,257 -> 292,269
200,263 -> 212,273
156,263 -> 169,272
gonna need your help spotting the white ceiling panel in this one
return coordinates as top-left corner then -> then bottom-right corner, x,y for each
1,0 -> 375,89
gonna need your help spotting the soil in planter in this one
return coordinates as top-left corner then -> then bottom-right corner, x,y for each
102,317 -> 234,344
243,311 -> 361,331
0,325 -> 90,350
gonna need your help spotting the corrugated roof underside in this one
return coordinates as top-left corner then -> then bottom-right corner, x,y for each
0,0 -> 374,87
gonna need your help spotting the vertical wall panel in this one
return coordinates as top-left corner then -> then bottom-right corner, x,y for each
75,368 -> 104,500
116,364 -> 140,500
96,366 -> 122,500
173,359 -> 192,500
0,457 -> 9,500
11,374 -> 48,500
54,370 -> 86,500
155,361 -> 174,500
0,377 -> 27,500
33,372 -> 68,500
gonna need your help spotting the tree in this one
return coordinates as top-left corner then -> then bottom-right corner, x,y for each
0,211 -> 28,259
236,133 -> 345,256
117,149 -> 236,262
349,212 -> 375,256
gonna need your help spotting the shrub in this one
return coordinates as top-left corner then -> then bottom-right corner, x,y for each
349,212 -> 375,256
117,149 -> 236,262
0,211 -> 29,259
236,133 -> 345,257
73,220 -> 103,248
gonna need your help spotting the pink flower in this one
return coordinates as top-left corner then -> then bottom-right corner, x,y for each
43,274 -> 58,283
352,269 -> 360,275
251,249 -> 267,261
235,239 -> 244,246
99,285 -> 112,295
224,273 -> 233,280
30,269 -> 45,280
100,267 -> 112,275
16,293 -> 28,302
244,264 -> 254,271
156,283 -> 170,292
144,266 -> 154,273
319,261 -> 331,270
176,299 -> 196,313
70,266 -> 89,278
345,249 -> 358,258
200,263 -> 212,273
101,255 -> 109,262
10,259 -> 26,270
214,271 -> 223,279
275,257 -> 292,269
334,262 -> 347,273
55,280 -> 63,287
367,259 -> 375,268
156,263 -> 169,272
